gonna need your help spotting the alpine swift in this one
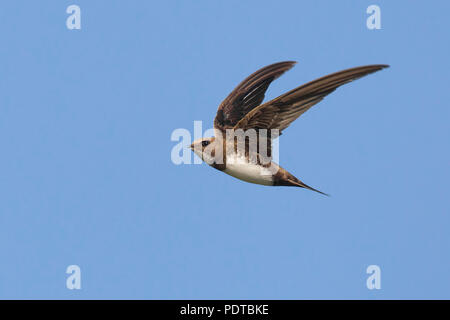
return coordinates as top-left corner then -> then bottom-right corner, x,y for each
190,61 -> 388,195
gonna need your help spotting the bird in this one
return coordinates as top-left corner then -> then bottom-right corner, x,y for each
189,61 -> 388,195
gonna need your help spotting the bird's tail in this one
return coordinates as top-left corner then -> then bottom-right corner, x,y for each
273,166 -> 329,196
287,178 -> 329,196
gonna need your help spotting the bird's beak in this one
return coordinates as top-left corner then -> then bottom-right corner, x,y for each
188,143 -> 194,150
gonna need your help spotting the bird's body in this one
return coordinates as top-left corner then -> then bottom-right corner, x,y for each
224,159 -> 273,186
190,61 -> 388,195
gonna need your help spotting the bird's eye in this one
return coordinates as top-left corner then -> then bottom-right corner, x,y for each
202,140 -> 210,147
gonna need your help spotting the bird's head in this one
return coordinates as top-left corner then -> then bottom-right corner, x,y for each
189,137 -> 216,163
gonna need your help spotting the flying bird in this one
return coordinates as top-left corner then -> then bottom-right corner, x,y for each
190,61 -> 388,195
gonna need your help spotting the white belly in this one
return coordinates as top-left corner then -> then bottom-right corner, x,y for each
223,158 -> 274,186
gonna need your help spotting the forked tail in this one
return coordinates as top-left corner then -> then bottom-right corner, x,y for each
287,178 -> 329,196
273,166 -> 329,196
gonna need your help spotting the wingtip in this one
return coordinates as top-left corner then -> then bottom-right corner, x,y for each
372,64 -> 390,71
274,60 -> 297,67
287,60 -> 298,67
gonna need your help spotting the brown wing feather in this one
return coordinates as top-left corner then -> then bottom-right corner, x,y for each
234,64 -> 389,133
214,61 -> 296,134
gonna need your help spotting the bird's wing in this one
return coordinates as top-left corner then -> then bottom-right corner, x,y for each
234,65 -> 389,134
214,61 -> 296,135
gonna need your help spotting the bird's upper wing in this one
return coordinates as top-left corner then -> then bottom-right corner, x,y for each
214,61 -> 296,134
233,64 -> 389,134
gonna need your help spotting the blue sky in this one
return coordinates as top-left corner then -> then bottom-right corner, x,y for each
0,1 -> 449,299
